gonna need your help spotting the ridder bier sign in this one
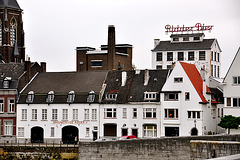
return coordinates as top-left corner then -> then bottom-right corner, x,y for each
165,23 -> 213,33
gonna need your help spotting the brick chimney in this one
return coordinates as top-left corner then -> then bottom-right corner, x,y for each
25,61 -> 31,82
41,62 -> 46,72
107,25 -> 116,70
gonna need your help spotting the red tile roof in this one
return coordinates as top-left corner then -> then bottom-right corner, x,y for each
180,62 -> 209,103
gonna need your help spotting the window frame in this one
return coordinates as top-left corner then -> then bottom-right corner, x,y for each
144,92 -> 157,101
18,127 -> 24,137
188,51 -> 194,61
92,109 -> 97,120
62,109 -> 68,120
233,76 -> 240,85
199,51 -> 206,60
32,109 -> 37,120
167,52 -> 173,61
164,93 -> 179,101
0,99 -> 4,113
73,109 -> 78,120
143,108 -> 156,118
164,109 -> 178,119
21,109 -> 27,120
104,108 -> 117,118
84,109 -> 89,120
133,108 -> 137,118
42,109 -> 47,120
8,99 -> 15,113
52,109 -> 58,120
91,60 -> 102,67
177,52 -> 184,61
4,120 -> 13,136
156,52 -> 163,61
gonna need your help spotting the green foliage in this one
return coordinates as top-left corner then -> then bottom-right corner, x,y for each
218,115 -> 240,134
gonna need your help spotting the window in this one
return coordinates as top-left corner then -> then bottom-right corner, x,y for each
92,109 -> 97,120
18,127 -> 24,137
167,52 -> 173,61
73,109 -> 78,120
0,99 -> 4,113
51,127 -> 54,137
84,109 -> 89,120
144,92 -> 157,100
188,111 -> 201,119
214,65 -> 216,77
105,93 -> 118,101
87,91 -> 95,103
183,37 -> 189,41
62,109 -> 68,120
217,53 -> 220,62
26,91 -> 34,103
165,109 -> 178,119
32,109 -> 37,120
91,60 -> 102,67
67,91 -> 75,103
173,38 -> 179,41
123,108 -> 127,118
188,52 -> 194,61
133,108 -> 137,118
143,108 -> 156,118
143,125 -> 157,137
177,52 -> 184,61
185,92 -> 190,101
227,98 -> 231,106
211,65 -> 213,76
164,93 -> 178,101
10,18 -> 16,46
156,52 -> 162,61
3,80 -> 9,88
156,65 -> 162,70
86,127 -> 90,137
46,91 -> 54,103
9,99 -> 15,112
233,76 -> 240,85
233,98 -> 240,107
194,37 -> 200,41
214,52 -> 217,61
217,66 -> 220,78
22,109 -> 27,120
211,51 -> 213,61
174,77 -> 183,83
52,109 -> 58,120
42,109 -> 47,120
4,121 -> 13,135
104,108 -> 117,118
199,51 -> 205,60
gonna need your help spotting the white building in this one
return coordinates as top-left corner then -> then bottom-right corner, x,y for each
222,47 -> 240,134
160,61 -> 222,136
152,33 -> 222,80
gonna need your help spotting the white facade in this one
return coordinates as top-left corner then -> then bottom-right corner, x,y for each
160,62 -> 220,136
222,48 -> 240,133
152,34 -> 222,81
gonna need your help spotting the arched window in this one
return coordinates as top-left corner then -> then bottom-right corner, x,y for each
10,18 -> 17,46
26,91 -> 34,103
46,91 -> 54,103
67,91 -> 75,103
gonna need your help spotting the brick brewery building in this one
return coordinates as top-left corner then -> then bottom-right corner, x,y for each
76,25 -> 133,71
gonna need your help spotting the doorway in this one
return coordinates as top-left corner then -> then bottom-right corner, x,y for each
31,126 -> 44,143
191,127 -> 198,136
132,129 -> 138,138
104,124 -> 117,136
62,126 -> 79,144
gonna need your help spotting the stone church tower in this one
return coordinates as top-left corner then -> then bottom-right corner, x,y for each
0,0 -> 25,63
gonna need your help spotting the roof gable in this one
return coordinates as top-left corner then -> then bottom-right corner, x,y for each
180,62 -> 208,103
223,47 -> 240,83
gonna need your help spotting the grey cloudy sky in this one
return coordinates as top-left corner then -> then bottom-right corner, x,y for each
17,0 -> 240,77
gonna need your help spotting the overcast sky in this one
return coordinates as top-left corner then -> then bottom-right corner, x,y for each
17,0 -> 240,77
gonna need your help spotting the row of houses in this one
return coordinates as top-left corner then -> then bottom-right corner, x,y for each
16,61 -> 226,143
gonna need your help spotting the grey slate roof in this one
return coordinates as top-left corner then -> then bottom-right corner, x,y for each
0,63 -> 25,80
18,71 -> 108,104
0,0 -> 21,10
152,39 -> 216,51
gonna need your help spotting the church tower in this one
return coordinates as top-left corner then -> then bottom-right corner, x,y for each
0,0 -> 25,63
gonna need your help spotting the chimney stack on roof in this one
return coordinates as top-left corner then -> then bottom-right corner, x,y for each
107,25 -> 116,70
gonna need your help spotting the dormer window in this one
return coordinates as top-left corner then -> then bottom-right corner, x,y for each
194,37 -> 200,41
144,92 -> 157,101
26,91 -> 34,103
174,77 -> 183,83
46,91 -> 54,103
105,93 -> 118,101
3,77 -> 11,88
183,37 -> 189,41
173,38 -> 179,42
67,91 -> 75,103
87,91 -> 95,103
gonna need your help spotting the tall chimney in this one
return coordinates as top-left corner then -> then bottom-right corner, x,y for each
107,25 -> 116,70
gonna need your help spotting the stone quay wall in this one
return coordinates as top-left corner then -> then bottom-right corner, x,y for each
78,134 -> 240,160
